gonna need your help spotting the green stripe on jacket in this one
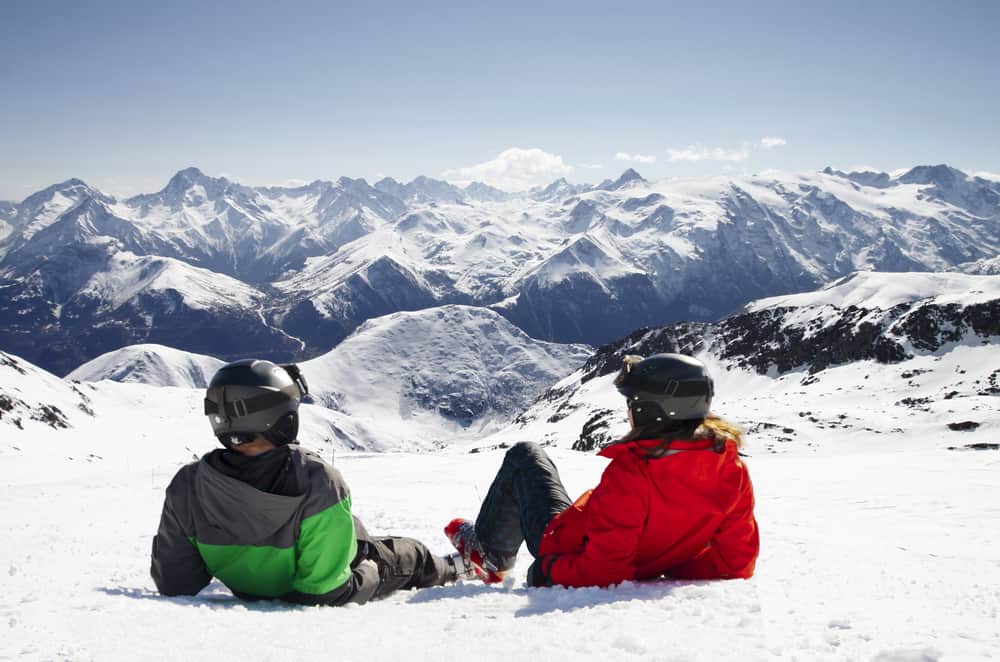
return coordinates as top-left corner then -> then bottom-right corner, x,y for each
194,497 -> 357,598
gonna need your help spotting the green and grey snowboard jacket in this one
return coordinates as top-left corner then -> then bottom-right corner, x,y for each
151,446 -> 380,605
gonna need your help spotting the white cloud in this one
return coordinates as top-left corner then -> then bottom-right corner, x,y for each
442,148 -> 573,191
666,144 -> 750,162
579,163 -> 604,169
665,137 -> 788,162
614,152 -> 657,164
972,170 -> 1000,182
846,164 -> 881,173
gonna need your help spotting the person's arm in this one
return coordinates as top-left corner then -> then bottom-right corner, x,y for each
151,469 -> 211,596
282,467 -> 382,606
532,460 -> 648,588
281,557 -> 381,607
668,469 -> 759,580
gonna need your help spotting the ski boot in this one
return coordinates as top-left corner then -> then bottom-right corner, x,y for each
444,518 -> 507,584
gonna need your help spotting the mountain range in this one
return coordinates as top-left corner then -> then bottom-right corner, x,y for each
5,271 -> 997,460
1,164 -> 998,375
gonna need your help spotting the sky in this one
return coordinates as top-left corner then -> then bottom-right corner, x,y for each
1,0 -> 998,199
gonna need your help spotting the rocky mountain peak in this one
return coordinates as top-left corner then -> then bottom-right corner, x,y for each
897,164 -> 967,188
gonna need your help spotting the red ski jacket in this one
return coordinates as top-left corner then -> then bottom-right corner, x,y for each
538,437 -> 759,588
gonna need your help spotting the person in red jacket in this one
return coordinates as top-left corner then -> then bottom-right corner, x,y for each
446,353 -> 759,588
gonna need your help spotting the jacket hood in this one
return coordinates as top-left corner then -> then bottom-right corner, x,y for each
193,457 -> 306,544
598,437 -> 719,460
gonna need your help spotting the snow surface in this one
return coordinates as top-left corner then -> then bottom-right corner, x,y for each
1,344 -> 998,661
747,271 -> 1000,312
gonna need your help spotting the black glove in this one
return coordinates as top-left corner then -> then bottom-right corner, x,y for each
527,555 -> 558,588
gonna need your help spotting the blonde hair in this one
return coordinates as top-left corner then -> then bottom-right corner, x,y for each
692,415 -> 744,448
618,413 -> 744,450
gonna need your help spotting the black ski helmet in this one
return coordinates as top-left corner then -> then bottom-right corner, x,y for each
204,359 -> 309,448
614,353 -> 714,426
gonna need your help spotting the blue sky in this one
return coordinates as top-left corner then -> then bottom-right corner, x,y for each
1,0 -> 998,198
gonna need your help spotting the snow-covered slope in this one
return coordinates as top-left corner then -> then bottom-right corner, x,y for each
57,305 -> 592,450
67,344 -> 224,388
301,305 -> 592,447
0,350 -> 394,461
2,165 -> 998,374
488,271 -> 1000,453
0,179 -> 112,260
3,296 -> 999,660
746,270 -> 999,311
0,351 -> 97,435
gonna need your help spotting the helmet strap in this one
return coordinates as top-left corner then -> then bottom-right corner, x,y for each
263,412 -> 299,446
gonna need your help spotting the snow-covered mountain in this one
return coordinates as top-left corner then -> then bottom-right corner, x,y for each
1,165 -> 997,375
300,305 -> 591,440
67,344 -> 224,388
0,246 -> 299,375
61,305 -> 592,449
485,271 -> 999,453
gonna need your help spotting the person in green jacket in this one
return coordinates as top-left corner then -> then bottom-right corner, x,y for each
151,359 -> 467,605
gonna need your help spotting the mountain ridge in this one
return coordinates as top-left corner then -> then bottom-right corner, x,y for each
1,164 -> 997,375
491,270 -> 1000,453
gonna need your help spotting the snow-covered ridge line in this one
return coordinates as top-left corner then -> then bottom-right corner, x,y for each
747,271 -> 1000,312
582,271 -> 1000,380
68,344 -> 224,388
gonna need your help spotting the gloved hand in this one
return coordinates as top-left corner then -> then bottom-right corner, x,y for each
527,555 -> 557,587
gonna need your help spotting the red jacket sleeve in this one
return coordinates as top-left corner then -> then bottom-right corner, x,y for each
548,457 -> 649,587
667,466 -> 759,580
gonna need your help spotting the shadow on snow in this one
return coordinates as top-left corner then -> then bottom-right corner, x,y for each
98,583 -> 293,612
103,578 -> 713,615
406,578 -> 702,617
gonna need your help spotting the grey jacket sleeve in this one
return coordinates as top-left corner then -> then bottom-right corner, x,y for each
151,467 -> 212,596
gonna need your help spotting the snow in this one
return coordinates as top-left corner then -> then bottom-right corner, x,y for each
79,251 -> 262,312
532,235 -> 645,289
747,271 -> 1000,312
67,344 -> 224,388
2,344 -> 999,660
2,267 -> 999,660
21,188 -> 91,239
300,305 -> 592,448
